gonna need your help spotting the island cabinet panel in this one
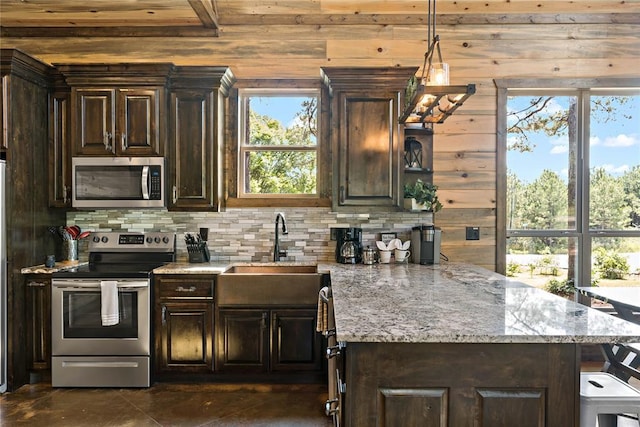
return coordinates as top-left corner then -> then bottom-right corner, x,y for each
154,276 -> 215,375
342,342 -> 578,427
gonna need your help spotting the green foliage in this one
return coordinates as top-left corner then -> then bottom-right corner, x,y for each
246,98 -> 317,194
590,167 -> 631,230
506,261 -> 521,277
593,247 -> 630,279
537,255 -> 559,276
403,179 -> 442,212
544,278 -> 576,296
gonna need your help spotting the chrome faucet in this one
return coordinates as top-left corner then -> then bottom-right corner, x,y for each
273,212 -> 288,262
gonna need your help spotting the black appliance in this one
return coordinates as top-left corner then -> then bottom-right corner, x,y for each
334,227 -> 363,264
411,225 -> 442,265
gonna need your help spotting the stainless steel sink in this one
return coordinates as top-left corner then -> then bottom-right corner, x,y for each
223,264 -> 318,274
218,264 -> 322,306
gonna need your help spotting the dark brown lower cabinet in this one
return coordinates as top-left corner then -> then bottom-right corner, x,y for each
24,275 -> 51,373
216,308 -> 322,375
340,342 -> 578,427
154,276 -> 215,376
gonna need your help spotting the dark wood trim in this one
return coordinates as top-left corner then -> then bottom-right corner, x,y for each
225,197 -> 331,208
495,82 -> 507,275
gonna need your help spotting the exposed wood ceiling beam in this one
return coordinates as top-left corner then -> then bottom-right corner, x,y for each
0,26 -> 218,38
188,0 -> 219,29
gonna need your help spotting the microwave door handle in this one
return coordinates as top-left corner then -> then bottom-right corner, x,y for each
141,166 -> 150,200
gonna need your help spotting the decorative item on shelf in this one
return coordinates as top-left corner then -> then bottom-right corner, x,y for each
404,136 -> 423,170
403,179 -> 442,212
399,0 -> 476,125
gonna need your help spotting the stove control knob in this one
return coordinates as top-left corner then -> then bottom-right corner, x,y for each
146,237 -> 153,244
101,236 -> 109,243
163,236 -> 170,244
92,236 -> 100,243
154,237 -> 161,243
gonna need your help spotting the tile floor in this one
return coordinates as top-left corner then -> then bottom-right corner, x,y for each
0,382 -> 333,426
2,365 -> 639,426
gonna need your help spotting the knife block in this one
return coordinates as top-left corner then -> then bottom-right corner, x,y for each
187,242 -> 210,263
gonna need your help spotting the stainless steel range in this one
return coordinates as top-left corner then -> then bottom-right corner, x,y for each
51,231 -> 175,387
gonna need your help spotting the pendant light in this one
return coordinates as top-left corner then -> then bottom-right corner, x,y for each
399,0 -> 475,125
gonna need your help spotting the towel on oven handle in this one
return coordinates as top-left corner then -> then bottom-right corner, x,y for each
100,280 -> 119,326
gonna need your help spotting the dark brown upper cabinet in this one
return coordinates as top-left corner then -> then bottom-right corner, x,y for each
168,66 -> 235,211
56,64 -> 172,157
321,67 -> 417,210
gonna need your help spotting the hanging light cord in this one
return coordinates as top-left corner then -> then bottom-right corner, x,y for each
419,0 -> 444,83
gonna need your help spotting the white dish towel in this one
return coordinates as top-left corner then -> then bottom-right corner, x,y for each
100,280 -> 120,326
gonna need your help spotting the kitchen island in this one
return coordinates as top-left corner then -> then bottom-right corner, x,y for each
320,261 -> 640,426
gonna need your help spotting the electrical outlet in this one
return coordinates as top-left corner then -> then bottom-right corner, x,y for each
466,226 -> 480,240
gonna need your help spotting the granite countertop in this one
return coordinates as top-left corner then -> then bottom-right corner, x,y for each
21,260 -> 88,274
320,261 -> 640,345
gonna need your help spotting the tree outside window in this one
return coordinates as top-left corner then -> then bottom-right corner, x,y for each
238,90 -> 319,197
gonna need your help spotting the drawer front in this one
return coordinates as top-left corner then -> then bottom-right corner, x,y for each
157,278 -> 214,299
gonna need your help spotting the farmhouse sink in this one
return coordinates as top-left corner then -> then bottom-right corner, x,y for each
217,264 -> 323,306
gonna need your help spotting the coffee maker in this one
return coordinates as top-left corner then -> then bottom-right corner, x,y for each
334,227 -> 363,264
411,225 -> 442,265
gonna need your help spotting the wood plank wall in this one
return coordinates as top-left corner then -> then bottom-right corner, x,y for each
2,0 -> 639,271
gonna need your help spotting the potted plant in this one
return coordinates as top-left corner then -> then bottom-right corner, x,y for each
403,179 -> 443,212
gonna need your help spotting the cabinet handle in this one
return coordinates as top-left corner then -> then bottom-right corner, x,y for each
261,312 -> 268,329
175,286 -> 197,293
172,185 -> 178,204
121,133 -> 127,151
27,281 -> 47,288
161,306 -> 166,324
339,185 -> 345,204
104,132 -> 112,151
63,186 -> 69,204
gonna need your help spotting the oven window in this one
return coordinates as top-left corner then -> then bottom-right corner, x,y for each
63,290 -> 138,338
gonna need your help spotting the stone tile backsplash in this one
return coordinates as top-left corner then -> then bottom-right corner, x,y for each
67,208 -> 434,262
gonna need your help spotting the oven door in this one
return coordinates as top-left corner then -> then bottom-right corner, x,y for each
52,279 -> 150,356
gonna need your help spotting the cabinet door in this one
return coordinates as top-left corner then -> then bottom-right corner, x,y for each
25,276 -> 51,371
117,88 -> 163,156
216,309 -> 269,372
271,309 -> 322,372
157,302 -> 213,373
72,88 -> 116,156
49,91 -> 71,207
336,90 -> 401,207
169,89 -> 216,210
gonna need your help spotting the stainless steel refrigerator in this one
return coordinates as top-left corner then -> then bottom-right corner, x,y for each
0,159 -> 6,392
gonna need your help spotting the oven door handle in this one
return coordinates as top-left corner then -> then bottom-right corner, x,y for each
52,280 -> 149,289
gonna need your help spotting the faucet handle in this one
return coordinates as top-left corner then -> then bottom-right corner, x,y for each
278,249 -> 288,259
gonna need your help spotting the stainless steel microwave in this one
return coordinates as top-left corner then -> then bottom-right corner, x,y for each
72,157 -> 165,208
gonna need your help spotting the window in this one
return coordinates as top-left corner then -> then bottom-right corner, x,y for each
497,79 -> 640,293
238,88 -> 320,198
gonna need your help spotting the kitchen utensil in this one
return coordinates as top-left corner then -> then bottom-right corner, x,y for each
362,247 -> 377,265
77,231 -> 91,240
394,249 -> 411,262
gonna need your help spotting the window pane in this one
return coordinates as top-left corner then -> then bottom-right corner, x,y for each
589,95 -> 640,231
591,237 -> 640,286
247,96 -> 317,147
506,236 -> 578,290
244,151 -> 317,194
507,95 -> 578,230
